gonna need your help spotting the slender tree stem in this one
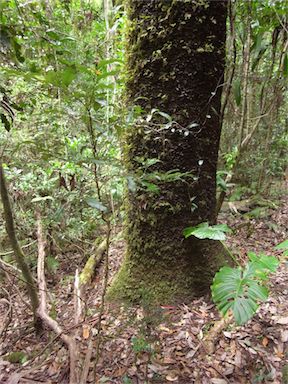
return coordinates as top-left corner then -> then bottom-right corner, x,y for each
0,163 -> 42,332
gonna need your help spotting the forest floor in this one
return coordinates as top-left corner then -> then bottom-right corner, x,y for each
0,192 -> 287,384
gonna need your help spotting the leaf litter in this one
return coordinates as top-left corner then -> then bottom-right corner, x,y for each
0,195 -> 287,383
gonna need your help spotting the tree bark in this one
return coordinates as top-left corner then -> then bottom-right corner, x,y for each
109,0 -> 231,303
0,163 -> 42,331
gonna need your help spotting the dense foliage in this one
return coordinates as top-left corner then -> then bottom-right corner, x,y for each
1,0 -> 126,253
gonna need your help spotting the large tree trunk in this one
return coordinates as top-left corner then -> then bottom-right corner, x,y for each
109,0 -> 231,303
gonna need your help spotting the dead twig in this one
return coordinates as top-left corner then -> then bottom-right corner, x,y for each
80,337 -> 94,384
74,268 -> 82,324
0,287 -> 13,340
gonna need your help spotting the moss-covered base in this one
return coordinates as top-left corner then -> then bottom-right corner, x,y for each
107,239 -> 232,305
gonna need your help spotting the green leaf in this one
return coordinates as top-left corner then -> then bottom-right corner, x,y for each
141,181 -> 160,194
248,252 -> 279,273
146,108 -> 172,123
233,79 -> 241,106
216,173 -> 227,191
211,267 -> 263,325
99,377 -> 111,383
11,37 -> 25,63
251,32 -> 268,71
275,239 -> 288,250
46,255 -> 59,273
183,222 -> 231,241
212,252 -> 278,325
86,198 -> 107,212
45,67 -> 77,88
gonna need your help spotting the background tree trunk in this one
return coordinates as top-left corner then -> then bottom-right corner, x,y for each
0,163 -> 42,332
109,0 -> 231,303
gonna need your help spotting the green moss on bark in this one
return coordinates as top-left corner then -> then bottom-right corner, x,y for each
109,0 -> 229,304
108,238 -> 231,304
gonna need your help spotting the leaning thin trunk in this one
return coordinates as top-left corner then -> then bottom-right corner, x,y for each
0,163 -> 42,331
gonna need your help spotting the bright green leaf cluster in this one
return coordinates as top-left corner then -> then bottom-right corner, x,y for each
211,253 -> 279,325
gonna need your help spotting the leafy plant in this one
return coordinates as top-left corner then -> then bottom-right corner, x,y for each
131,336 -> 152,354
212,252 -> 279,325
184,223 -> 280,325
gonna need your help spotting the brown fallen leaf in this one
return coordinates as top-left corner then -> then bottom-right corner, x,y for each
275,317 -> 288,325
6,372 -> 22,384
262,336 -> 269,347
163,356 -> 176,364
211,379 -> 228,384
275,350 -> 284,358
166,371 -> 179,382
234,350 -> 242,368
82,324 -> 90,339
280,330 -> 288,342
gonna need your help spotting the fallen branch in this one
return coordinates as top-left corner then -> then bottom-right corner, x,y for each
0,257 -> 22,274
36,213 -> 79,384
203,313 -> 233,354
79,239 -> 107,287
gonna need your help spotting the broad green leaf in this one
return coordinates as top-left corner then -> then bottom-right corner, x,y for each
275,239 -> 288,250
233,79 -> 241,106
45,67 -> 77,88
141,181 -> 160,194
251,32 -> 268,71
86,198 -> 108,212
212,256 -> 278,325
145,158 -> 161,168
248,252 -> 279,273
11,37 -> 25,63
247,280 -> 268,301
256,254 -> 279,273
183,222 -> 231,241
216,173 -> 227,191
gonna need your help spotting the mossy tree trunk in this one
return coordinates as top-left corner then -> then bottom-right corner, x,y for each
109,0 -> 231,303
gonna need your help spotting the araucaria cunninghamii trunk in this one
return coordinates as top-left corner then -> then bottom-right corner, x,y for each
109,0 -> 231,303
